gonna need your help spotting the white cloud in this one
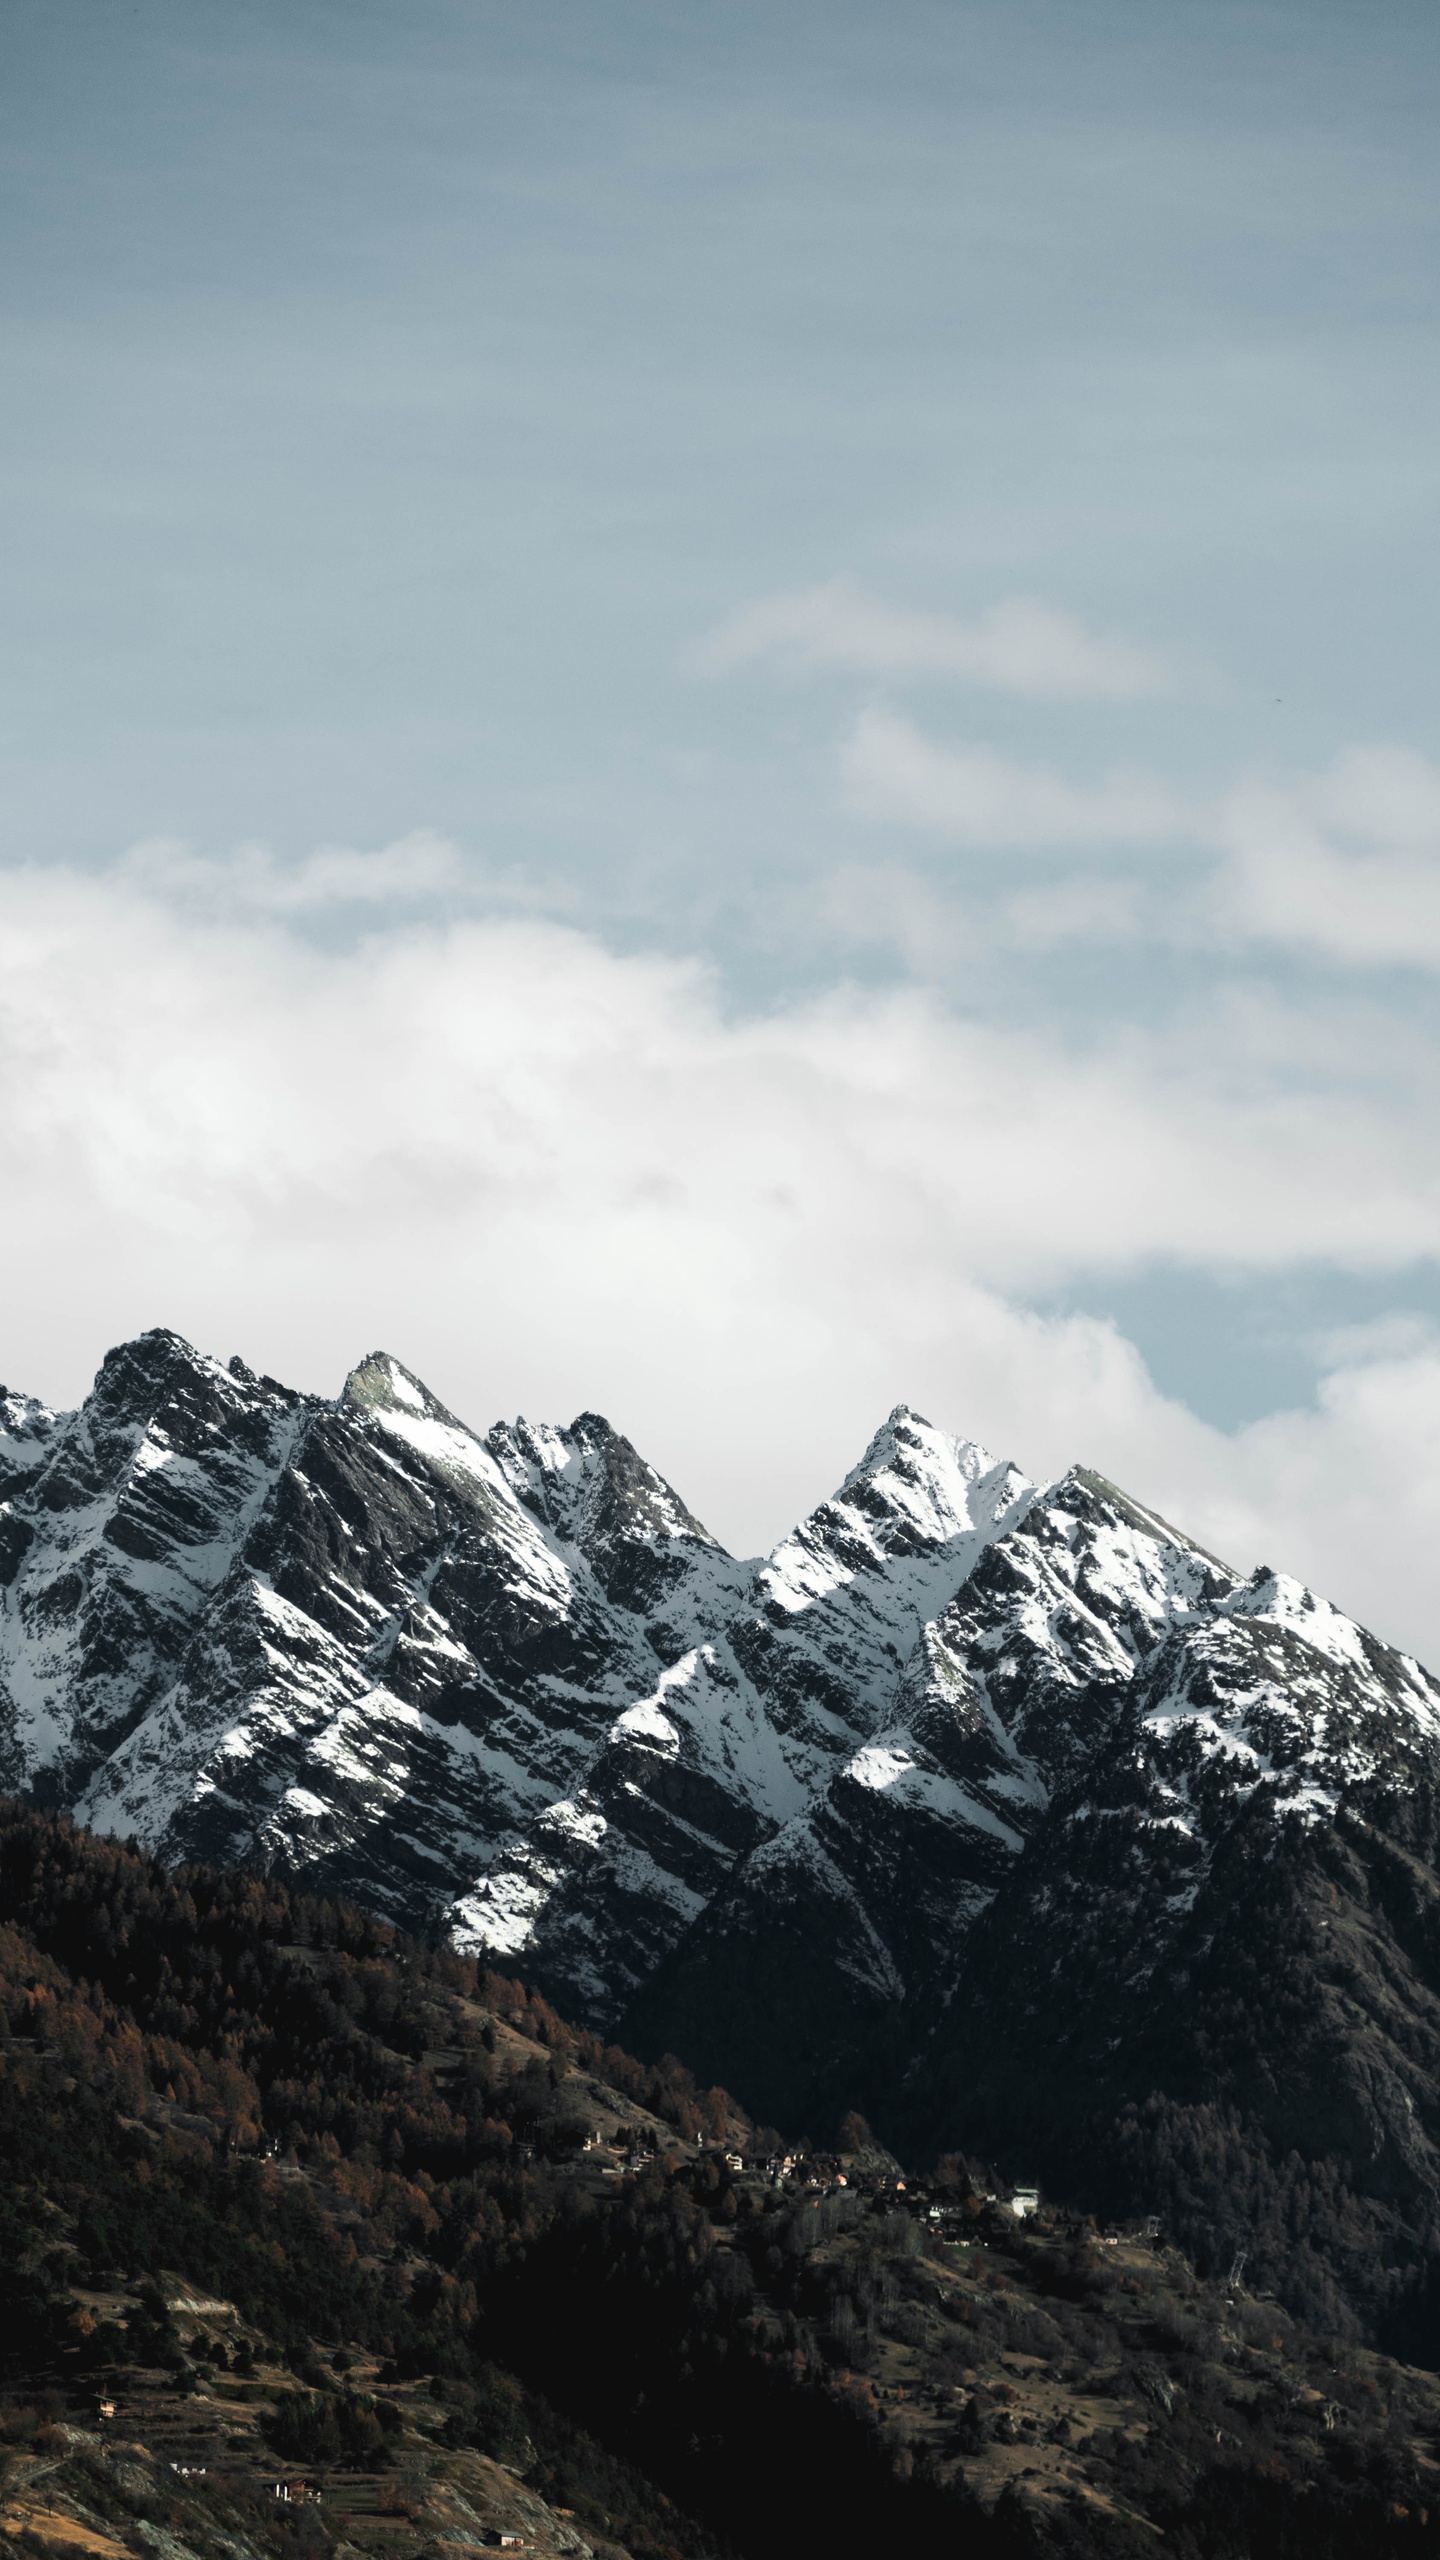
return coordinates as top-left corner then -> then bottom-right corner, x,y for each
1306,1311 -> 1438,1369
1165,1347 -> 1440,1667
834,714 -> 1440,968
820,858 -> 1149,963
840,707 -> 1188,846
1313,746 -> 1440,849
693,581 -> 1171,699
1215,755 -> 1440,967
3,856 -> 1440,1661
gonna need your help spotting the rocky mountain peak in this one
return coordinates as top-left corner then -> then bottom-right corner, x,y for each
836,1404 -> 1029,1544
0,1332 -> 306,1806
754,1411 -> 1033,1642
1129,1563 -> 1440,1830
342,1348 -> 459,1427
487,1409 -> 726,1560
86,1325 -> 280,1435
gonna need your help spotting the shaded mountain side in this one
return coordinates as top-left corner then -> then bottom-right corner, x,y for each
618,1498 -> 1440,2356
628,1743 -> 1440,2356
622,1794 -> 1440,2358
885,1777 -> 1440,2355
617,1834 -> 904,2147
6,1802 -> 1440,2560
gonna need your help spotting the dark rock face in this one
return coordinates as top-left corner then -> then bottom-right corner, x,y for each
0,1339 -> 1032,2012
0,1337 -> 303,1808
9,1327 -> 1440,2339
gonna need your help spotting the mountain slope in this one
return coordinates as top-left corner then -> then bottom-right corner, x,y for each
901,1567 -> 1440,2340
615,1468 -> 1440,2349
620,1468 -> 1249,2125
11,1327 -> 1440,2348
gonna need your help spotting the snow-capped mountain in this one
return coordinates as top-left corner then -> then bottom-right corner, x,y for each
0,1332 -> 1031,2016
452,1407 -> 1033,2012
7,1327 -> 1440,2244
619,1466 -> 1253,2118
627,1459 -> 1440,2123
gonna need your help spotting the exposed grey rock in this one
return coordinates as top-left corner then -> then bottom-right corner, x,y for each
0,1338 -> 1034,2015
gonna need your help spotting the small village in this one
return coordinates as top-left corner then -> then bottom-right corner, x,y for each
1,2281 -> 573,2560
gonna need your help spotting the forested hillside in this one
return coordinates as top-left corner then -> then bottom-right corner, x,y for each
4,1802 -> 1440,2560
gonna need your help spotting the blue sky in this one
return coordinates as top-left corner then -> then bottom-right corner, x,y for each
3,0 -> 1440,1645
9,0 -> 1440,879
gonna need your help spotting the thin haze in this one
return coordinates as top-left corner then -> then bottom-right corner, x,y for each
3,0 -> 1440,1656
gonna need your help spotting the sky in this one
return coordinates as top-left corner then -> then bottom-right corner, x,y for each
3,0 -> 1440,1656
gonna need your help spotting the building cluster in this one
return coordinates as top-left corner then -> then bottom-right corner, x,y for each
566,2124 -> 1172,2248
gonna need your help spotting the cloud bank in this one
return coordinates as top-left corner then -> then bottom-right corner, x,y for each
2,851 -> 1439,1664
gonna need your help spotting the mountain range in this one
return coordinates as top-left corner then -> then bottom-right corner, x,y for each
6,1326 -> 1440,2343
